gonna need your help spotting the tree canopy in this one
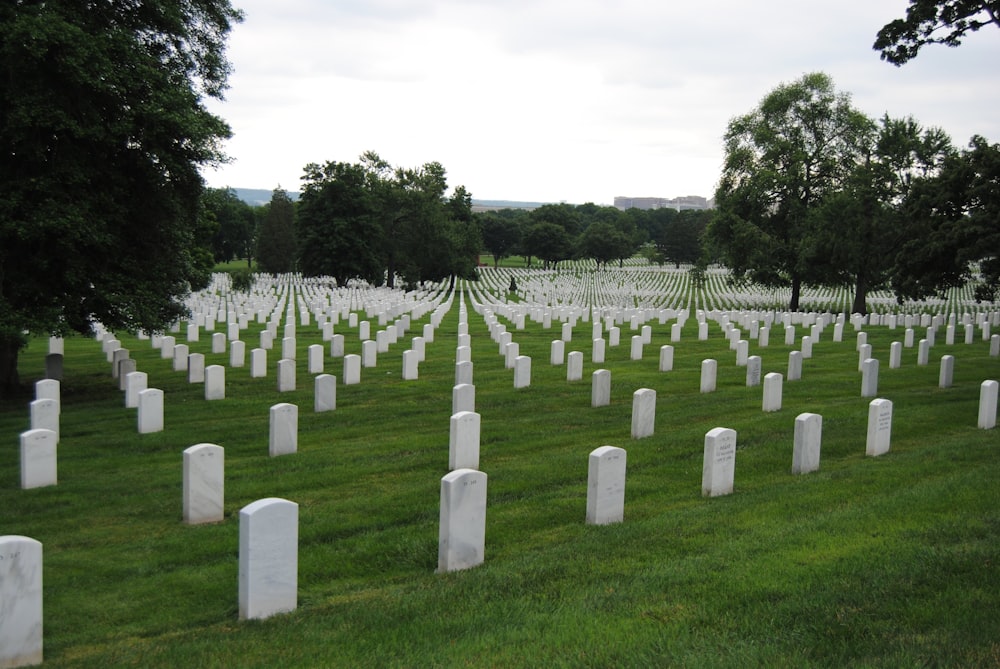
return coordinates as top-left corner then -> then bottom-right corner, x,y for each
874,0 -> 1000,65
0,0 -> 242,395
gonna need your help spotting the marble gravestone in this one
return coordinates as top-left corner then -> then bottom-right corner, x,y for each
762,372 -> 783,412
591,369 -> 611,408
137,388 -> 164,434
0,535 -> 43,668
866,398 -> 893,457
659,345 -> 674,372
792,412 -> 822,474
631,388 -> 656,439
269,403 -> 298,457
437,468 -> 487,573
702,427 -> 736,497
20,429 -> 57,490
979,380 -> 998,429
314,374 -> 336,413
449,411 -> 481,470
238,498 -> 298,621
513,355 -> 531,388
183,443 -> 224,525
586,446 -> 626,525
700,359 -> 717,393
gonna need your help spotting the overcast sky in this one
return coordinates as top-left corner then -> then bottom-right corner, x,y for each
202,0 -> 1000,205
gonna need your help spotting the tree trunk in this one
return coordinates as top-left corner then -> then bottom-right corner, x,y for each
0,334 -> 23,400
852,275 -> 868,316
789,275 -> 802,312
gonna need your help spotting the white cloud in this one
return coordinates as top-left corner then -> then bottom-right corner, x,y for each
204,0 -> 1000,203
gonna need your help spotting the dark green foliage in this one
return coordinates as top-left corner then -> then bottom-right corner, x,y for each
874,0 -> 1000,65
0,0 -> 241,396
204,187 -> 256,265
255,188 -> 297,274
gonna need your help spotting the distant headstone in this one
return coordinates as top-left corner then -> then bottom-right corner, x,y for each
567,351 -> 584,382
746,355 -> 762,387
592,369 -> 611,407
866,398 -> 893,457
978,380 -> 998,429
44,353 -> 63,381
188,353 -> 206,384
449,411 -> 481,470
314,374 -> 336,413
702,427 -> 737,497
455,360 -> 473,386
437,468 -> 487,573
205,365 -> 225,400
762,372 -> 783,412
586,446 -> 626,525
787,350 -> 803,382
269,403 -> 298,456
631,388 -> 656,439
183,443 -> 224,525
239,498 -> 298,620
20,429 -> 57,489
30,398 -> 59,442
861,358 -> 879,398
700,359 -> 717,393
792,412 -> 822,474
659,345 -> 674,372
592,338 -> 606,364
0,535 -> 43,667
277,358 -> 296,392
137,388 -> 164,434
125,371 -> 147,409
939,355 -> 954,389
550,340 -> 565,365
452,383 -> 475,414
513,355 -> 531,388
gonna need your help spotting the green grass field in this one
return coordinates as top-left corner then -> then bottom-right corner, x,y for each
2,280 -> 999,668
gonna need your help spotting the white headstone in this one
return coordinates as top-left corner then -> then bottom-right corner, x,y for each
787,351 -> 802,382
437,469 -> 487,573
188,352 -> 206,383
631,388 -> 656,439
281,336 -> 296,360
330,334 -> 345,357
659,345 -> 674,372
20,429 -> 57,489
172,343 -> 189,372
230,339 -> 246,368
700,359 -> 717,393
746,355 -> 762,387
455,360 -> 473,386
550,340 -> 565,365
449,411 -> 481,470
514,355 -> 531,388
762,372 -> 783,412
29,398 -> 59,442
592,369 -> 611,407
452,383 -> 475,414
277,358 -> 296,392
938,355 -> 954,389
314,374 -> 336,413
567,351 -> 583,382
866,398 -> 893,457
238,498 -> 298,620
343,354 -> 361,385
0,535 -> 43,667
362,339 -> 377,368
586,446 -> 626,525
212,332 -> 226,354
861,358 -> 879,397
183,443 -> 224,524
889,341 -> 902,369
125,370 -> 147,408
308,344 -> 324,375
269,403 -> 298,456
592,337 -> 606,363
792,412 -> 822,474
250,348 -> 267,378
630,335 -> 643,361
978,380 -> 998,429
917,339 -> 929,365
702,427 -> 736,497
205,365 -> 225,400
137,388 -> 164,434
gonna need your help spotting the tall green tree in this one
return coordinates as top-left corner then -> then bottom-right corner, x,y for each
297,162 -> 384,285
476,210 -> 525,267
523,222 -> 572,269
892,135 -> 1000,302
874,0 -> 1000,65
256,188 -> 297,274
706,72 -> 871,310
658,210 -> 710,268
204,187 -> 256,265
0,0 -> 242,395
807,116 -> 954,313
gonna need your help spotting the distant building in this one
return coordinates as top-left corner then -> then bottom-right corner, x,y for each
614,195 -> 712,211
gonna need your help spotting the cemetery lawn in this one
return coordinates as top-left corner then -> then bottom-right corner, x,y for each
2,291 -> 999,668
